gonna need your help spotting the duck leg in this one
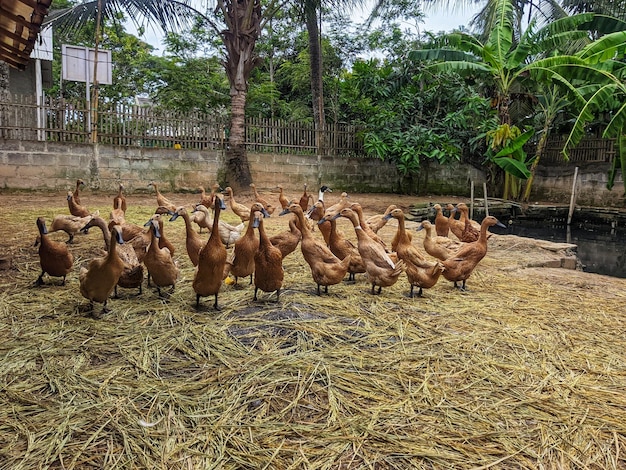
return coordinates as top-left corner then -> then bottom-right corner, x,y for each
254,287 -> 259,301
35,272 -> 45,286
196,293 -> 201,309
275,288 -> 281,302
213,294 -> 220,310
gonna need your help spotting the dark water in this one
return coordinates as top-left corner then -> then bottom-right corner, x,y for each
489,221 -> 626,279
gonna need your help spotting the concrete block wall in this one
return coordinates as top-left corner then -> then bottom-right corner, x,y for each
532,160 -> 624,207
1,139 -> 623,206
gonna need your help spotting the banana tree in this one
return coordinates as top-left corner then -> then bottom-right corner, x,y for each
558,29 -> 626,197
408,0 -> 619,198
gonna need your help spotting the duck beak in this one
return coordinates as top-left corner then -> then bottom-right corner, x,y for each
169,213 -> 180,222
279,208 -> 290,216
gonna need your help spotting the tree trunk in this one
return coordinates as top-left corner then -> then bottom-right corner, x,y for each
305,2 -> 326,155
219,0 -> 262,192
522,127 -> 549,203
225,90 -> 252,193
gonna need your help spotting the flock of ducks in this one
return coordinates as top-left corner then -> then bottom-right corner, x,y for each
34,179 -> 505,316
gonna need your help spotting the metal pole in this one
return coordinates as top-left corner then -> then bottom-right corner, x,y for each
470,180 -> 474,220
483,183 -> 489,217
567,166 -> 579,225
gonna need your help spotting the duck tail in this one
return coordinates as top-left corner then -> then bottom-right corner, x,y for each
393,259 -> 406,277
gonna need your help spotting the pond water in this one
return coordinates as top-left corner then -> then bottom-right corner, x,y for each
489,221 -> 626,279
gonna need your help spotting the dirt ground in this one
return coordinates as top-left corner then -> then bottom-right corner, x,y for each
1,187 -> 624,297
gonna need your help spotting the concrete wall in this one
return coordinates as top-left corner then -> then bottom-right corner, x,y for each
0,139 -> 484,196
532,160 -> 624,207
0,139 -> 622,206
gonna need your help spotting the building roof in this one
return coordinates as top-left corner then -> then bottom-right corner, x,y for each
0,0 -> 53,70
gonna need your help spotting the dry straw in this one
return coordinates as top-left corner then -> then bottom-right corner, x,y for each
0,195 -> 625,468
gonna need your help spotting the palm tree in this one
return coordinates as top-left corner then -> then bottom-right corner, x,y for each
46,0 -> 279,192
301,0 -> 364,154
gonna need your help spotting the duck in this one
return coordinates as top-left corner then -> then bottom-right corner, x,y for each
79,224 -> 126,315
110,196 -> 126,226
348,202 -> 387,249
226,203 -> 270,285
433,204 -> 450,237
143,215 -> 179,297
317,185 -> 332,203
193,194 -> 228,309
113,183 -> 127,213
280,202 -> 351,295
73,179 -> 86,205
34,217 -> 74,286
192,204 -> 245,247
326,215 -> 365,282
384,209 -> 444,297
335,208 -> 404,295
366,204 -> 397,234
253,210 -> 284,302
276,185 -> 291,210
450,203 -> 482,242
269,214 -> 301,259
81,216 -> 144,296
321,191 -> 350,221
442,216 -> 505,291
149,212 -> 176,257
418,220 -> 463,261
404,261 -> 445,298
198,186 -> 214,209
169,206 -> 205,266
307,200 -> 331,245
299,183 -> 313,212
148,181 -> 177,212
223,186 -> 251,222
250,183 -> 276,215
49,211 -> 99,243
67,191 -> 90,217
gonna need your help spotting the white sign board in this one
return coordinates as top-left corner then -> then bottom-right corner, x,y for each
61,44 -> 112,84
32,26 -> 53,61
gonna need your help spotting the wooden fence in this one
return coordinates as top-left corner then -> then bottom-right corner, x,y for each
0,94 -> 364,156
0,93 -> 618,162
541,135 -> 617,164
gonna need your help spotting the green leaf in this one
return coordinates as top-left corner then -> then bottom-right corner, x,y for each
494,129 -> 534,157
493,157 -> 531,179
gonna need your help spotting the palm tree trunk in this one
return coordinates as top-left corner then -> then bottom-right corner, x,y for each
226,90 -> 252,193
305,2 -> 326,155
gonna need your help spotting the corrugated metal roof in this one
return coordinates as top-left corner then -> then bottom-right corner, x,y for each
0,0 -> 53,70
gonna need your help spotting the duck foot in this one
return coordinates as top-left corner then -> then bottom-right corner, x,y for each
409,286 -> 424,298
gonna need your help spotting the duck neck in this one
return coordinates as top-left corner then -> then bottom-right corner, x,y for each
211,202 -> 222,242
258,217 -> 270,246
479,221 -> 490,242
93,217 -> 111,248
182,212 -> 195,237
396,215 -> 410,243
108,231 -> 119,260
294,209 -> 312,239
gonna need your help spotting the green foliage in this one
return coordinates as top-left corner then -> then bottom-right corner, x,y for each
344,57 -> 493,186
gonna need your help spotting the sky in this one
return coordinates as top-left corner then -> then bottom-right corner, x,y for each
126,4 -> 481,56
